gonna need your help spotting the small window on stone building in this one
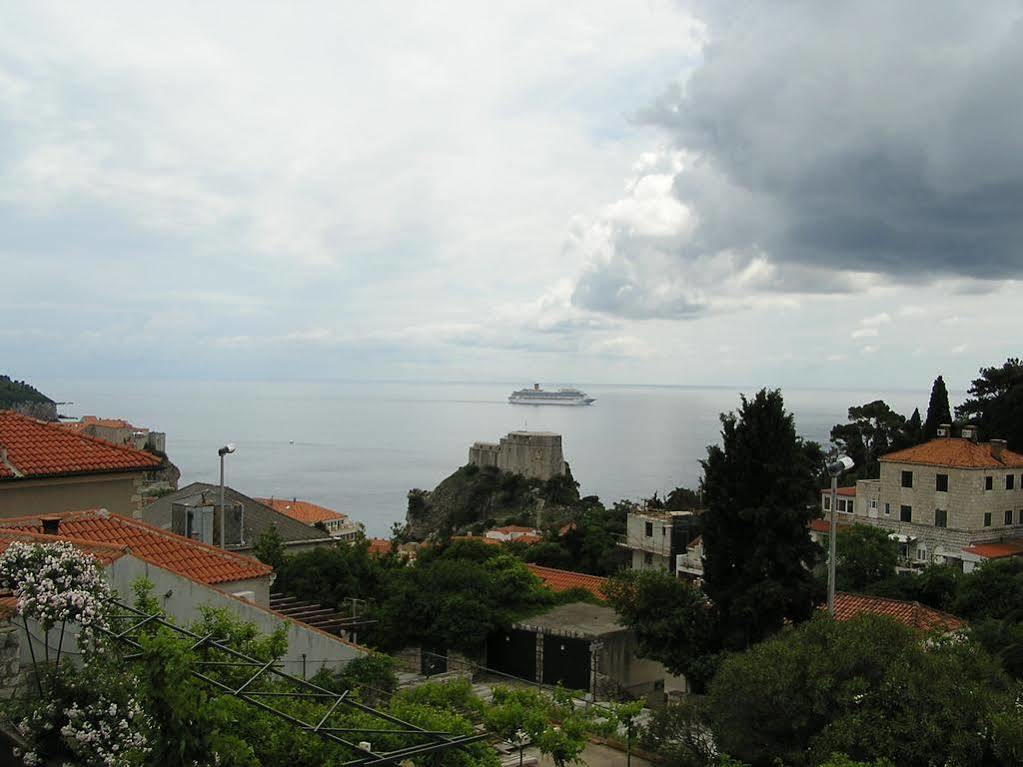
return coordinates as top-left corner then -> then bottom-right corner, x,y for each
644,552 -> 652,565
916,546 -> 928,562
823,495 -> 831,510
870,499 -> 878,509
936,474 -> 949,492
900,505 -> 912,523
1019,509 -> 1023,525
934,509 -> 947,528
1007,475 -> 1016,491
901,471 -> 913,488
884,502 -> 891,516
984,512 -> 992,527
1005,510 -> 1013,526
986,476 -> 994,491
644,521 -> 653,537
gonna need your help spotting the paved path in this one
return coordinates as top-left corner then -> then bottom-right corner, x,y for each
536,741 -> 653,767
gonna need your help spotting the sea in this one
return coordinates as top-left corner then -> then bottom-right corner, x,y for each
36,379 -> 935,537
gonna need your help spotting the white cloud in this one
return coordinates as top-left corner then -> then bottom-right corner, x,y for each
851,327 -> 879,339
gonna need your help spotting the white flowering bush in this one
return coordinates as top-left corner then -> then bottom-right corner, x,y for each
10,665 -> 153,767
0,540 -> 111,639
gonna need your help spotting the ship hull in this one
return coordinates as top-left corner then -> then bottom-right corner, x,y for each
508,396 -> 595,406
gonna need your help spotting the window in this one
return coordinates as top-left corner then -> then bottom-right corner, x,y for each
986,476 -> 994,491
1006,510 -> 1014,526
644,521 -> 653,537
661,526 -> 667,536
984,512 -> 992,527
936,474 -> 949,492
823,495 -> 831,510
901,470 -> 913,488
870,499 -> 878,509
916,546 -> 928,562
900,505 -> 912,523
899,543 -> 909,559
1007,475 -> 1016,491
934,509 -> 947,528
884,502 -> 891,516
643,552 -> 652,565
1019,509 -> 1023,525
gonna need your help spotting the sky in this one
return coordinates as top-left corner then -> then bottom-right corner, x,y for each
1,1 -> 1021,391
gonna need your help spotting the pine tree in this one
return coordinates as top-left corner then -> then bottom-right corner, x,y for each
700,389 -> 824,651
902,407 -> 923,446
923,375 -> 953,441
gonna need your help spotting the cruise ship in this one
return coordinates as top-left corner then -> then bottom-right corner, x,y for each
508,384 -> 595,406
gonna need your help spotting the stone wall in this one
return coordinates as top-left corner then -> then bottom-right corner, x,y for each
468,432 -> 565,481
0,622 -> 25,703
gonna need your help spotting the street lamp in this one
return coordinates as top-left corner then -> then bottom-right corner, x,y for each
826,454 -> 855,617
218,444 -> 236,549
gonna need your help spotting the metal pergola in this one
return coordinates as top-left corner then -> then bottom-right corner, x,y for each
100,598 -> 487,766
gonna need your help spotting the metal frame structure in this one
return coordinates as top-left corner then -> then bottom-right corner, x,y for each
100,597 -> 487,766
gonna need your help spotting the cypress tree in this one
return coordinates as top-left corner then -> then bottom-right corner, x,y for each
700,389 -> 824,651
923,375 -> 953,440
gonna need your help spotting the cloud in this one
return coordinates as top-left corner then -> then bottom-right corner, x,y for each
851,328 -> 878,339
569,2 -> 1023,320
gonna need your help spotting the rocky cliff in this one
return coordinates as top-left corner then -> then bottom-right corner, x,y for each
405,462 -> 580,540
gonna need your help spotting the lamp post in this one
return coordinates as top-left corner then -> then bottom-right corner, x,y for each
826,454 -> 855,617
218,444 -> 236,549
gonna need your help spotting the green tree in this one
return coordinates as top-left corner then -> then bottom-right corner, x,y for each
274,538 -> 393,608
706,614 -> 1016,767
951,557 -> 1023,622
902,407 -> 923,446
865,565 -> 961,611
923,374 -> 954,441
956,358 -> 1023,450
253,523 -> 286,570
701,389 -> 824,651
830,400 -> 908,479
604,569 -> 719,691
834,525 -> 898,591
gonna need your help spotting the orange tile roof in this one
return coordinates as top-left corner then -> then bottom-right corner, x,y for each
962,539 -> 1023,560
526,564 -> 607,601
450,535 -> 502,546
514,533 -> 543,545
492,525 -> 537,534
0,529 -> 128,566
829,592 -> 965,632
255,498 -> 347,525
0,411 -> 161,480
808,517 -> 855,534
820,486 -> 856,497
880,437 -> 1023,469
366,538 -> 393,556
0,510 -> 271,585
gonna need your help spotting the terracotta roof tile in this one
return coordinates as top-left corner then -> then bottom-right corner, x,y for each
829,592 -> 965,632
0,510 -> 270,585
492,526 -> 537,534
880,437 -> 1023,469
366,538 -> 393,556
0,411 -> 161,480
526,564 -> 607,601
450,535 -> 502,546
962,539 -> 1023,560
820,486 -> 856,497
255,498 -> 348,526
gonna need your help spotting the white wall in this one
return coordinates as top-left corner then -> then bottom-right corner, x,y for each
14,554 -> 365,676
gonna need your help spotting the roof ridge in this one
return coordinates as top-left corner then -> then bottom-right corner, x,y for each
0,509 -> 271,576
526,563 -> 606,579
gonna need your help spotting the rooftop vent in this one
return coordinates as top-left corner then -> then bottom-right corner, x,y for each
961,425 -> 978,442
936,424 -> 952,438
40,516 -> 60,536
991,439 -> 1007,461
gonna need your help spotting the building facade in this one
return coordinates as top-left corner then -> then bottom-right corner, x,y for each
843,425 -> 1023,571
621,508 -> 700,575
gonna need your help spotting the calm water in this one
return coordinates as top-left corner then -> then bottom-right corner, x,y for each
36,380 -> 932,536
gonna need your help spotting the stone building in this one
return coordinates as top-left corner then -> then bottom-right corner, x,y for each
60,415 -> 166,454
467,431 -> 565,481
843,425 -> 1023,571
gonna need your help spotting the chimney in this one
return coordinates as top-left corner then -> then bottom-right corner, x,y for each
40,516 -> 60,536
991,439 -> 1007,461
936,423 -> 952,438
961,424 -> 978,442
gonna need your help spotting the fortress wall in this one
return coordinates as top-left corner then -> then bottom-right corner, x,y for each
469,431 -> 565,481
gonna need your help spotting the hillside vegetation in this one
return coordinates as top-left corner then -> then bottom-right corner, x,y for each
405,462 -> 581,539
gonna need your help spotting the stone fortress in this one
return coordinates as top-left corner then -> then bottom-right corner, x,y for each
468,431 -> 566,481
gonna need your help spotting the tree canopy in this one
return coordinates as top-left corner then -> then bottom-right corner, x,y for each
701,389 -> 824,651
830,400 -> 911,479
707,614 -> 1020,767
834,524 -> 898,592
956,357 -> 1023,450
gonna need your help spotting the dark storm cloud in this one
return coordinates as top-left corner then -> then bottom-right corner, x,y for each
573,1 -> 1023,317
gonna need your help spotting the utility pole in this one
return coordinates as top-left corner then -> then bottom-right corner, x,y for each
826,455 -> 854,617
